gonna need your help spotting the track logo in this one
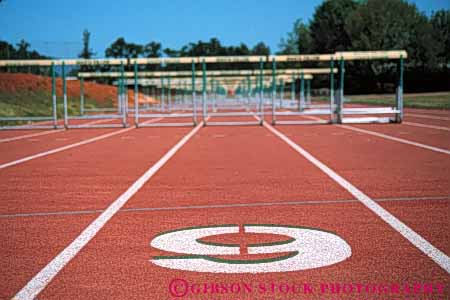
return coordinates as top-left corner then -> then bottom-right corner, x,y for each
150,224 -> 351,273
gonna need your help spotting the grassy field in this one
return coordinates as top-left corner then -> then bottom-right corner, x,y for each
345,92 -> 450,109
0,90 -> 107,125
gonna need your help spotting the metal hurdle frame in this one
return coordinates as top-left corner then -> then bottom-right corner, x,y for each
135,60 -> 199,127
203,58 -> 264,126
334,51 -> 405,124
81,67 -> 320,127
270,60 -> 335,125
78,75 -> 122,115
65,61 -> 127,129
0,63 -> 60,130
0,50 -> 406,128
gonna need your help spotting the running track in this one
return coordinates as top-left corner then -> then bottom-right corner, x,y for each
1,110 -> 449,300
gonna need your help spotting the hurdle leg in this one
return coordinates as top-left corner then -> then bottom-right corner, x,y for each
134,61 -> 139,127
258,58 -> 264,125
337,58 -> 345,124
51,63 -> 58,129
168,76 -> 172,113
202,59 -> 207,125
299,73 -> 305,112
306,79 -> 311,106
191,60 -> 197,126
62,62 -> 68,129
271,58 -> 276,125
120,62 -> 127,127
330,59 -> 335,123
395,55 -> 404,123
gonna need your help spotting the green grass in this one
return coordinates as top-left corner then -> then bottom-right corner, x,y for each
0,90 -> 108,125
346,93 -> 450,109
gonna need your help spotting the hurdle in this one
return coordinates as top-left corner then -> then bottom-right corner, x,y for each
270,59 -> 336,125
128,60 -> 198,127
0,50 -> 406,128
0,63 -> 59,130
65,62 -> 127,129
334,51 -> 406,124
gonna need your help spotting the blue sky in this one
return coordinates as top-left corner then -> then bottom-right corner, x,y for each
1,0 -> 449,58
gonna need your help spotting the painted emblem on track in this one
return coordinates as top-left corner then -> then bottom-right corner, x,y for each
149,224 -> 352,273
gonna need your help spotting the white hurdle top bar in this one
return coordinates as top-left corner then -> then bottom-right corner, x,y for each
78,69 -> 329,78
0,50 -> 407,67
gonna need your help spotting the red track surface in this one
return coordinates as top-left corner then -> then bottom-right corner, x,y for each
1,109 -> 449,300
349,123 -> 450,150
404,116 -> 450,127
39,204 -> 449,300
275,124 -> 450,199
0,128 -> 116,164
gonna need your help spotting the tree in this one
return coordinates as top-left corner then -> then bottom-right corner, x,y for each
345,0 -> 438,68
163,48 -> 180,57
430,9 -> 450,64
175,38 -> 229,56
16,39 -> 30,59
0,40 -> 16,59
78,29 -> 95,59
144,41 -> 162,58
105,38 -> 127,58
105,38 -> 143,58
208,38 -> 225,55
231,43 -> 250,55
126,42 -> 144,58
310,0 -> 359,53
252,42 -> 270,55
279,19 -> 312,54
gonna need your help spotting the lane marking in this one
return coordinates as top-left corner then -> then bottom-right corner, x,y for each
407,113 -> 450,121
304,116 -> 450,155
403,121 -> 450,131
263,120 -> 450,273
1,195 -> 449,219
0,118 -> 162,170
0,119 -> 113,144
339,125 -> 450,155
12,120 -> 204,300
0,129 -> 65,143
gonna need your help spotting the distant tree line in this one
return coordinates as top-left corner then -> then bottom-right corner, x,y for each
278,0 -> 449,92
0,39 -> 48,60
0,0 -> 449,92
103,37 -> 271,71
103,37 -> 270,59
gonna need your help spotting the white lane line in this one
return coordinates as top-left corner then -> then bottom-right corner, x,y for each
1,195 -> 449,219
263,121 -> 450,274
407,113 -> 450,121
304,116 -> 450,155
0,129 -> 65,143
0,118 -> 162,170
0,119 -> 115,143
12,121 -> 204,300
339,125 -> 450,155
403,121 -> 450,131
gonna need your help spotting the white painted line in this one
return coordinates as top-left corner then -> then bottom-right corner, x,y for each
12,120 -> 204,300
0,118 -> 162,170
0,119 -> 115,143
407,113 -> 450,121
339,125 -> 450,155
403,121 -> 450,131
0,129 -> 65,143
263,121 -> 450,274
304,116 -> 450,155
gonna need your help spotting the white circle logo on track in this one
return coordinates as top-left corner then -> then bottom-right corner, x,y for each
150,224 -> 352,273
